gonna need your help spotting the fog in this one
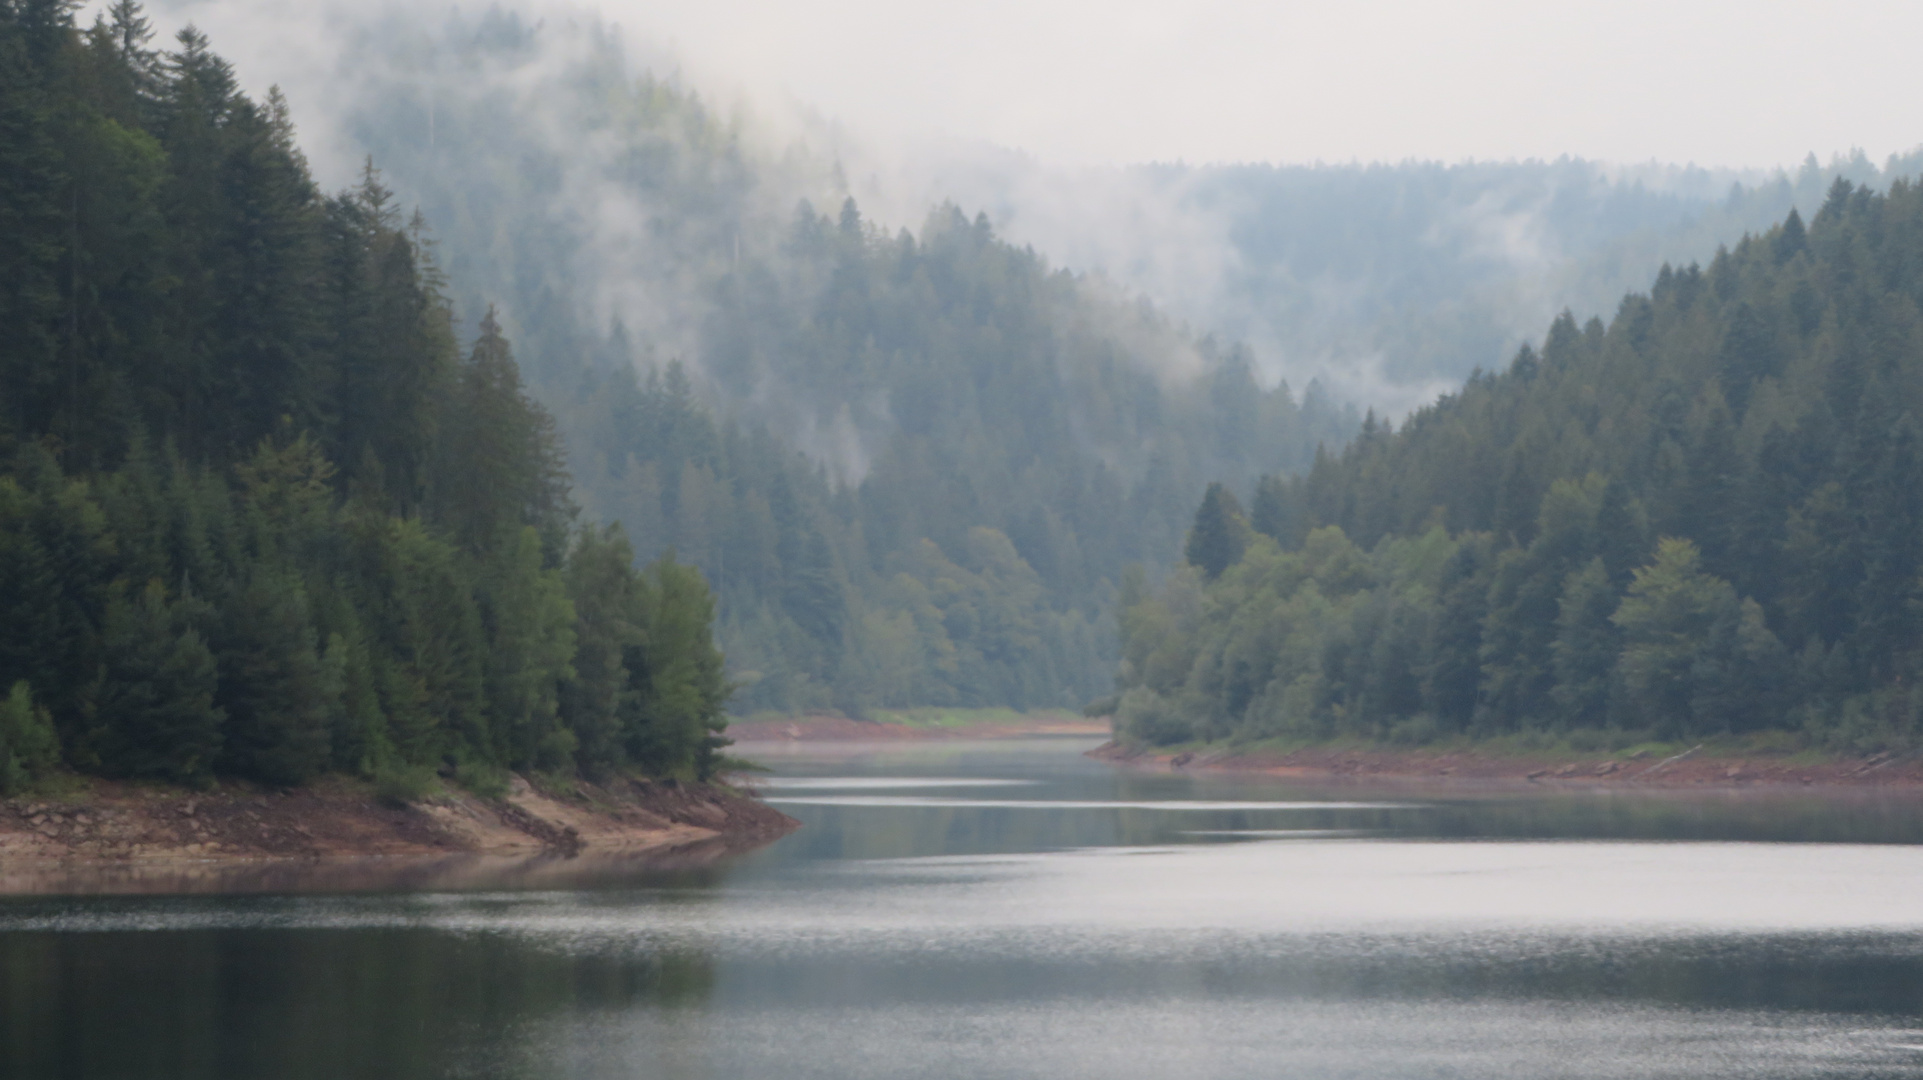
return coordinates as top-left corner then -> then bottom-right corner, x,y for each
543,0 -> 1920,169
130,0 -> 1923,417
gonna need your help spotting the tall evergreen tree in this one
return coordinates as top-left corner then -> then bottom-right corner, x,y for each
1184,482 -> 1251,581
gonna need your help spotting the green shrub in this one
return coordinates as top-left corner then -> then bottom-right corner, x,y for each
453,755 -> 509,800
0,682 -> 59,795
372,763 -> 440,807
1117,688 -> 1194,746
1386,714 -> 1439,746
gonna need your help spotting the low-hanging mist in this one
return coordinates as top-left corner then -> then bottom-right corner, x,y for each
132,0 -> 1923,718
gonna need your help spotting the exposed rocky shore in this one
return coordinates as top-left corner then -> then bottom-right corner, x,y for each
0,774 -> 798,894
1090,740 -> 1923,789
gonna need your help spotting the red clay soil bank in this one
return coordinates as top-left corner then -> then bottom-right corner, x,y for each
1090,740 -> 1923,789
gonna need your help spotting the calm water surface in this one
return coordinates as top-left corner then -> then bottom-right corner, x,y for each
6,736 -> 1923,1078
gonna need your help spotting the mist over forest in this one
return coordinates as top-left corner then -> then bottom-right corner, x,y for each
16,3 -> 1923,1072
36,0 -> 1923,732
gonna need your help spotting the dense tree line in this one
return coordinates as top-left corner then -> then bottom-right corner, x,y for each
331,12 -> 1357,715
0,1 -> 729,791
556,199 -> 1343,714
1119,179 -> 1923,751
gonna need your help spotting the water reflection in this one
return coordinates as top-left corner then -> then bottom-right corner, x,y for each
0,925 -> 716,1080
0,840 -> 761,898
4,736 -> 1923,1079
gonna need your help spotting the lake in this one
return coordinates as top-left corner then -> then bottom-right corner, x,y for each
5,736 -> 1923,1079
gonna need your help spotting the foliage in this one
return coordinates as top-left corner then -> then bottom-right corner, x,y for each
0,682 -> 58,794
334,19 -> 1359,714
1184,482 -> 1252,580
1125,181 -> 1923,748
0,5 -> 732,788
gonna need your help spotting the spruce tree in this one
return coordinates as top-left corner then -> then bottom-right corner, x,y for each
559,524 -> 643,772
214,569 -> 332,785
1549,558 -> 1620,729
1184,482 -> 1250,580
0,18 -> 66,440
92,580 -> 223,786
433,309 -> 570,557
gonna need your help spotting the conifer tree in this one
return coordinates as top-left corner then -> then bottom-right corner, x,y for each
477,527 -> 576,770
1184,483 -> 1250,581
1550,558 -> 1620,729
433,309 -> 570,557
0,681 -> 59,794
92,580 -> 223,786
214,568 -> 332,785
0,7 -> 746,793
0,13 -> 66,440
559,524 -> 644,772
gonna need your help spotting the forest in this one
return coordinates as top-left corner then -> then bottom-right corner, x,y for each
232,6 -> 1923,722
1119,179 -> 1923,752
324,9 -> 1358,715
0,0 -> 731,793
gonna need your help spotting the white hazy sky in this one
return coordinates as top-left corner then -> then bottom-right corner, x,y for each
599,0 -> 1918,168
134,0 -> 1921,171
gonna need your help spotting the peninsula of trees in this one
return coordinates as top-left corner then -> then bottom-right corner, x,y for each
1122,180 -> 1923,751
0,1 -> 728,793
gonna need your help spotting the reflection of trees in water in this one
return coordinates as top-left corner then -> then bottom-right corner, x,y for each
770,744 -> 1923,863
0,842 -> 767,899
1384,791 -> 1923,845
0,927 -> 715,1078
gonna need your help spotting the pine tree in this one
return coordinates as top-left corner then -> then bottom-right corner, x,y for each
1716,302 -> 1778,414
628,553 -> 731,779
433,308 -> 570,557
1422,536 -> 1492,730
0,681 -> 59,793
1184,482 -> 1250,580
1250,473 -> 1305,548
0,16 -> 66,441
1549,558 -> 1620,729
477,527 -> 576,770
559,524 -> 643,772
214,568 -> 332,785
92,579 -> 224,786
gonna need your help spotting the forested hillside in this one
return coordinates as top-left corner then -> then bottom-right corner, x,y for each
859,145 -> 1923,414
321,10 -> 1356,714
1118,178 -> 1923,751
0,1 -> 730,792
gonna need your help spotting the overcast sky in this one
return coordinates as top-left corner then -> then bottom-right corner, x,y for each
137,0 -> 1921,172
598,0 -> 1919,169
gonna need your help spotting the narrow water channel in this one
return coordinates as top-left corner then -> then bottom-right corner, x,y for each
6,736 -> 1923,1079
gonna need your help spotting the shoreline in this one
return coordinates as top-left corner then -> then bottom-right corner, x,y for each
726,711 -> 1110,742
0,773 -> 799,895
1089,739 -> 1923,791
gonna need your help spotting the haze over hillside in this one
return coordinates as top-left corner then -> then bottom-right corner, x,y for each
148,0 -> 1923,414
129,0 -> 1923,716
